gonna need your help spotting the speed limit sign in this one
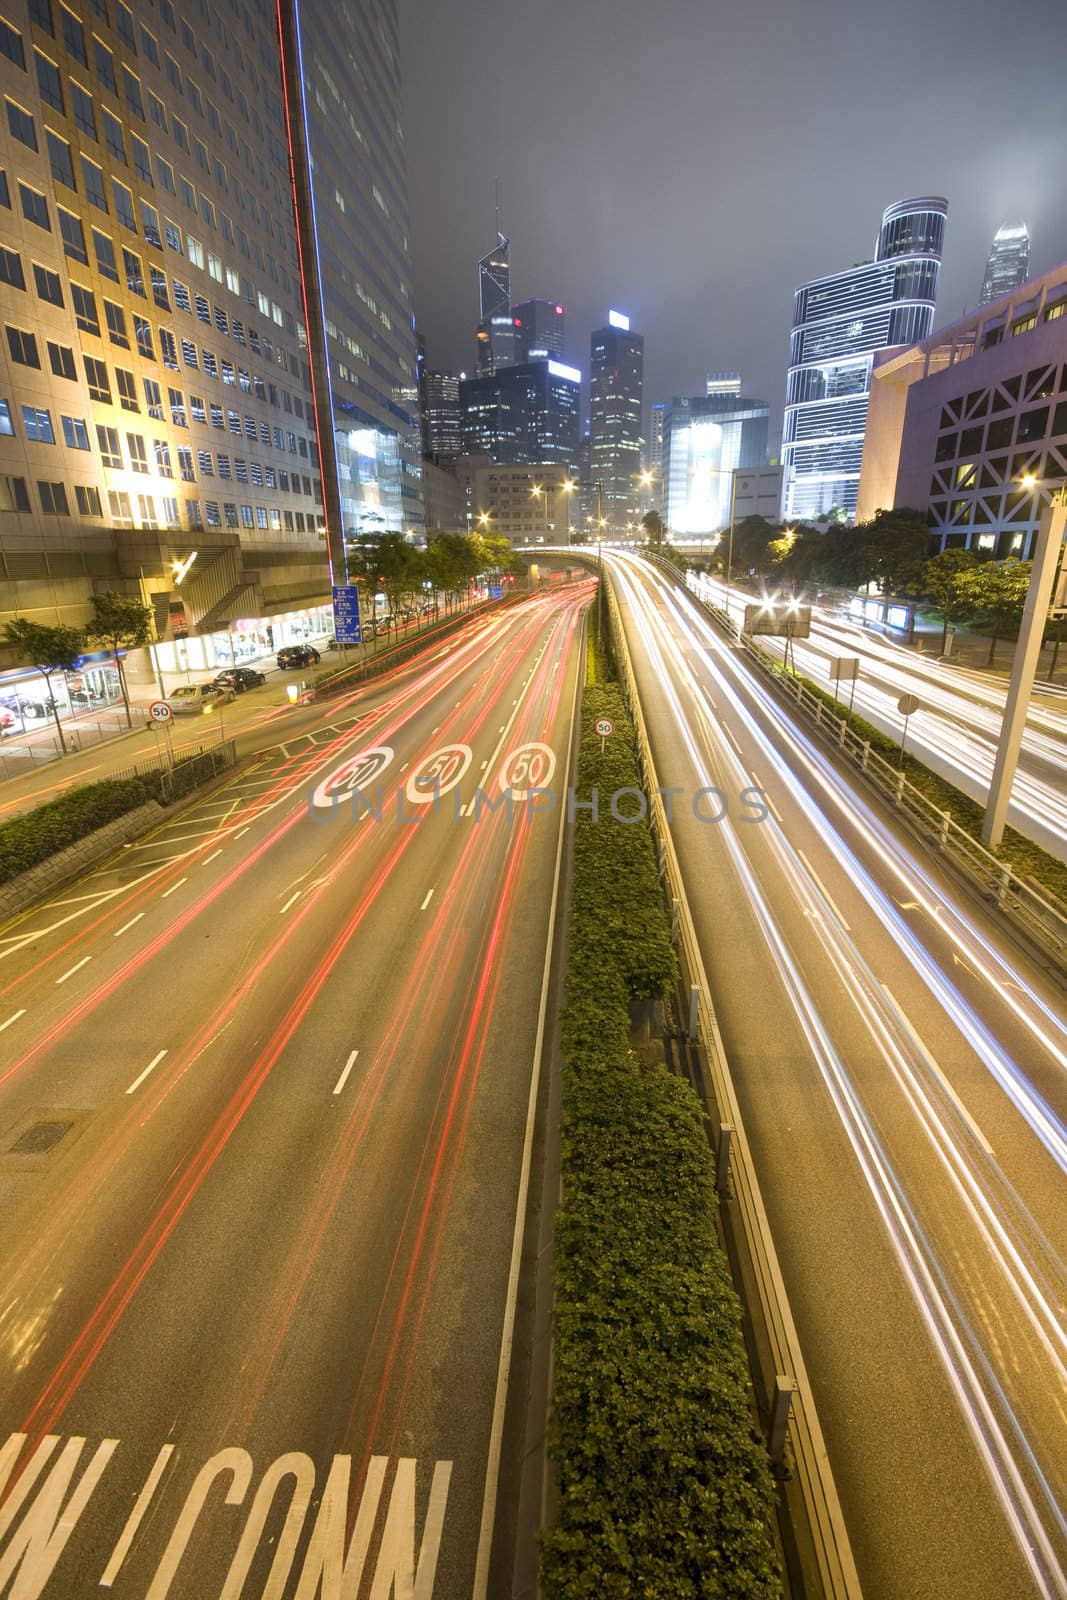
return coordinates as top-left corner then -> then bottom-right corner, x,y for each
149,699 -> 173,723
594,717 -> 614,738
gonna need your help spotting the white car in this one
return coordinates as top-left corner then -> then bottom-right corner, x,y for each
166,682 -> 236,715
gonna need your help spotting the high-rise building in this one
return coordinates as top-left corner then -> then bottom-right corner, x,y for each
460,360 -> 580,466
589,310 -> 644,531
473,462 -> 576,542
476,232 -> 515,374
419,372 -> 462,464
782,196 -> 947,523
512,298 -> 566,362
647,403 -> 665,477
0,0 -> 321,672
279,0 -> 423,549
663,390 -> 770,538
979,223 -> 1031,305
706,372 -> 742,399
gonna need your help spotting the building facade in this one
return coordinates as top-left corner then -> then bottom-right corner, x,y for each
733,464 -> 783,524
419,370 -> 461,463
589,310 -> 643,532
662,392 -> 769,538
979,222 -> 1031,306
419,457 -> 464,532
459,359 -> 580,466
512,297 -> 565,362
782,196 -> 947,524
646,402 -> 664,477
706,371 -> 741,399
0,0 -> 419,694
857,259 -> 1067,560
472,461 -> 575,542
279,0 -> 423,550
475,230 -> 514,375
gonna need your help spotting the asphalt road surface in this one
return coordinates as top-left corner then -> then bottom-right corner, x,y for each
609,551 -> 1067,1600
0,581 -> 587,1598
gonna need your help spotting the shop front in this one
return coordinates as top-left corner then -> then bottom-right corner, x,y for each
0,651 -> 125,738
145,602 -> 334,690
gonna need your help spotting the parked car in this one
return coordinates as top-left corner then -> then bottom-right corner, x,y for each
213,666 -> 266,693
0,704 -> 15,734
166,682 -> 236,716
276,644 -> 320,669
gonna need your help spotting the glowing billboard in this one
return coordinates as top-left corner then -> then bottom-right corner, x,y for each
608,309 -> 630,330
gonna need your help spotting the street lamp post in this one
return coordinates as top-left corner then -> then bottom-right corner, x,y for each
982,493 -> 1067,848
724,467 -> 740,595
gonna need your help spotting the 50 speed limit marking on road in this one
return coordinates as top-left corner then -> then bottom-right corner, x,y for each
495,742 -> 556,800
310,746 -> 394,809
405,744 -> 473,804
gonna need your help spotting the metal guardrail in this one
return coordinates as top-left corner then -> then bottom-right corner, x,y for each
112,738 -> 238,801
604,573 -> 863,1599
646,552 -> 1067,970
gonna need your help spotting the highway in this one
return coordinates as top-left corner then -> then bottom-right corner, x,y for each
0,580 -> 586,1597
693,570 -> 1067,861
608,551 -> 1067,1600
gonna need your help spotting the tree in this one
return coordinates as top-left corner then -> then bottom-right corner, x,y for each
87,591 -> 153,727
921,549 -> 978,654
955,559 -> 1033,666
721,514 -> 776,576
3,619 -> 85,754
641,509 -> 666,549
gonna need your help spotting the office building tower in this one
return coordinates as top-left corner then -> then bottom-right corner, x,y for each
475,231 -> 515,374
646,403 -> 665,477
663,391 -> 770,538
782,196 -> 947,523
512,298 -> 565,362
473,462 -> 576,542
589,310 -> 644,531
460,360 -> 580,466
706,372 -> 742,399
420,372 -> 462,464
979,223 -> 1031,306
858,260 -> 1067,561
279,0 -> 423,549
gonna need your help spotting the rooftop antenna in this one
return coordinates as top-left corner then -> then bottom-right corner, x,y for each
495,176 -> 504,243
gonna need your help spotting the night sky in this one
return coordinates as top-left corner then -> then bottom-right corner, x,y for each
400,0 -> 1067,450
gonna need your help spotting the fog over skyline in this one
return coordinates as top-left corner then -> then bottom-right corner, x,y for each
400,0 -> 1067,448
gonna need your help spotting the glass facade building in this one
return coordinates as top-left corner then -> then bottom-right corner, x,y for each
419,370 -> 461,464
512,298 -> 565,362
459,359 -> 580,466
589,312 -> 643,531
979,222 -> 1031,306
782,196 -> 947,523
662,393 -> 769,538
475,231 -> 515,375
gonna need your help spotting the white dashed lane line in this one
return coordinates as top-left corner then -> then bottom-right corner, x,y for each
126,1049 -> 168,1095
56,956 -> 92,986
114,913 -> 145,937
421,888 -> 434,910
332,1050 -> 359,1095
161,878 -> 188,899
0,1009 -> 26,1033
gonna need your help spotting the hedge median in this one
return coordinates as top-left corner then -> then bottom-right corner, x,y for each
542,638 -> 782,1597
0,776 -> 151,886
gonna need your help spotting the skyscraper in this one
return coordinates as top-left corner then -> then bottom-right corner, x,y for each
476,232 -> 515,374
647,404 -> 665,477
513,299 -> 566,361
460,360 -> 580,466
663,391 -> 770,538
589,310 -> 644,531
279,0 -> 423,550
781,196 -> 947,523
706,372 -> 742,399
979,223 -> 1031,305
419,372 -> 462,464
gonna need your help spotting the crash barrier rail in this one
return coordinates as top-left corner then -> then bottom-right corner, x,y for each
605,572 -> 863,1598
644,551 -> 1067,971
112,738 -> 238,802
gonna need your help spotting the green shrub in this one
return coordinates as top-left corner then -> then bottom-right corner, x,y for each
544,645 -> 781,1597
0,776 -> 151,885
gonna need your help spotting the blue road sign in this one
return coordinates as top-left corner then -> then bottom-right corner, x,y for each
488,582 -> 503,600
332,585 -> 363,644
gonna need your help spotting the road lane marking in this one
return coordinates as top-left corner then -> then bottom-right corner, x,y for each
279,891 -> 301,914
722,722 -> 743,757
881,985 -> 994,1156
421,888 -> 434,910
0,1009 -> 26,1033
796,849 -> 852,932
202,849 -> 223,865
99,1443 -> 175,1586
161,878 -> 188,899
56,956 -> 92,985
332,1050 -> 359,1095
234,826 -> 250,838
126,1049 -> 168,1095
113,913 -> 146,937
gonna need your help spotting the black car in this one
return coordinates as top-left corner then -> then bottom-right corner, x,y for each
276,644 -> 320,669
214,666 -> 267,693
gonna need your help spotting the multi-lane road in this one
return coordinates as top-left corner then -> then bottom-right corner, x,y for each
0,581 -> 586,1597
694,570 -> 1067,860
608,551 -> 1067,1600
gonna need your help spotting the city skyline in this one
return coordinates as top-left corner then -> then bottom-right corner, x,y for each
399,0 -> 1067,447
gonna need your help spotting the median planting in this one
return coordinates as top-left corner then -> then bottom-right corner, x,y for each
0,776 -> 151,886
542,638 -> 781,1596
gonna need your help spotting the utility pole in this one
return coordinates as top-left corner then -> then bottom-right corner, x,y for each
982,497 -> 1067,848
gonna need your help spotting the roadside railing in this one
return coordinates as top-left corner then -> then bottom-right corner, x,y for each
112,738 -> 237,802
604,573 -> 863,1600
648,554 -> 1067,968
